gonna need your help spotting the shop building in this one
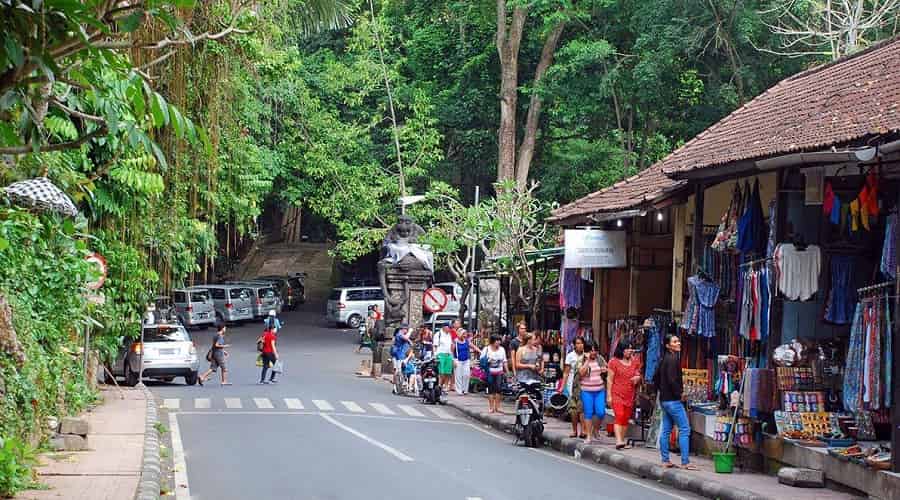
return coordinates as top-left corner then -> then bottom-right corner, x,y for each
549,36 -> 900,498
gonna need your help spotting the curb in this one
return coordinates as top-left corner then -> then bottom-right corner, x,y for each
135,385 -> 161,500
445,398 -> 775,500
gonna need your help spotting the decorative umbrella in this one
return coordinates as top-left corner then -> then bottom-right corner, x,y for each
3,177 -> 78,217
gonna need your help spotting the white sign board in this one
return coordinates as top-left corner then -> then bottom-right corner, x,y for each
423,287 -> 449,313
564,229 -> 626,269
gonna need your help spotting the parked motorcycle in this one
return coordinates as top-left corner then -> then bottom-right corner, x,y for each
514,379 -> 544,447
419,357 -> 444,405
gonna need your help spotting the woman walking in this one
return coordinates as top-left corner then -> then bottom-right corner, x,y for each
514,332 -> 541,384
607,342 -> 642,449
258,327 -> 279,384
577,342 -> 607,444
199,323 -> 231,386
482,334 -> 507,413
560,336 -> 587,439
452,329 -> 479,395
656,334 -> 695,469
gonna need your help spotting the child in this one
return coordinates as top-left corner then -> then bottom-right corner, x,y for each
402,348 -> 420,395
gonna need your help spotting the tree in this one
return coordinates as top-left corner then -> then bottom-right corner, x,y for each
759,0 -> 900,59
495,0 -> 567,189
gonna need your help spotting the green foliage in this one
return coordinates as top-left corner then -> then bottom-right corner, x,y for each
0,208 -> 97,451
0,437 -> 40,497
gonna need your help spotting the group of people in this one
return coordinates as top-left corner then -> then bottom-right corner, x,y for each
474,321 -> 696,470
196,310 -> 284,386
391,319 -> 482,396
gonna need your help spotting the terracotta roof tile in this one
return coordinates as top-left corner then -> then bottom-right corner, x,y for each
661,36 -> 900,176
548,165 -> 685,224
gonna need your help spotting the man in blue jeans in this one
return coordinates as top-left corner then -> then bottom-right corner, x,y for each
655,334 -> 696,470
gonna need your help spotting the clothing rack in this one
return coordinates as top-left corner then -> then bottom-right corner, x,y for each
739,257 -> 772,268
857,281 -> 894,294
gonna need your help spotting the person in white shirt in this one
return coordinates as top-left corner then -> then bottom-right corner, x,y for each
434,326 -> 455,391
481,334 -> 508,413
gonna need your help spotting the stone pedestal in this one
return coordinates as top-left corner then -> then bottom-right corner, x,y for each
375,269 -> 431,375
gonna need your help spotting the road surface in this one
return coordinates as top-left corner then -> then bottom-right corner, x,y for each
150,305 -> 697,500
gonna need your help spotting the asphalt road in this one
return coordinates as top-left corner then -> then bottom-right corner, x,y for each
150,305 -> 698,500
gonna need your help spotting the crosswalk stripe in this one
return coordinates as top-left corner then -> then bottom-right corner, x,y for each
397,404 -> 424,417
341,401 -> 365,413
163,398 -> 180,410
194,398 -> 210,409
284,398 -> 304,409
312,400 -> 334,411
224,398 -> 243,409
426,406 -> 455,420
369,403 -> 396,415
254,398 -> 274,409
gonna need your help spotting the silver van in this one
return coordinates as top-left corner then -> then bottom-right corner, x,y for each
227,281 -> 279,319
325,287 -> 384,328
202,284 -> 254,323
172,287 -> 216,328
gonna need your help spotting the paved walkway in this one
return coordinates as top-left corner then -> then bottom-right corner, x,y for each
443,391 -> 860,500
18,387 -> 147,500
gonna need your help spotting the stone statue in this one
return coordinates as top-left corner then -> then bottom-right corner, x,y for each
377,215 -> 434,328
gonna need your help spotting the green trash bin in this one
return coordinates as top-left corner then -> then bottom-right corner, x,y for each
712,451 -> 736,473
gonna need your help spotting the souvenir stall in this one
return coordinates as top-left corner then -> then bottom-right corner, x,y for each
658,166 -> 896,477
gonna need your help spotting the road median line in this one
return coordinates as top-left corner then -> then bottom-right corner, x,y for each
320,413 -> 414,462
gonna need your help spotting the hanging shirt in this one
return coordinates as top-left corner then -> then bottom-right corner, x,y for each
686,276 -> 720,337
774,243 -> 821,301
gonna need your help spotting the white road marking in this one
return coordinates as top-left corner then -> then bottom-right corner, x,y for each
254,397 -> 274,409
224,397 -> 242,409
312,399 -> 334,411
369,403 -> 396,415
284,398 -> 304,409
175,411 -> 467,425
466,497 -> 483,500
397,404 -> 425,417
169,413 -> 191,500
194,398 -> 210,409
320,414 -> 413,462
340,401 -> 365,413
427,406 -> 456,420
163,398 -> 180,410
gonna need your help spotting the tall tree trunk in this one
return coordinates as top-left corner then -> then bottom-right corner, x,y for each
496,2 -> 527,184
515,22 -> 565,189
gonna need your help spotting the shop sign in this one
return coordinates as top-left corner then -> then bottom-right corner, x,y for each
563,229 -> 626,269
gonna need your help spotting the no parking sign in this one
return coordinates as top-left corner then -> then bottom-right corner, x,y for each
423,287 -> 448,313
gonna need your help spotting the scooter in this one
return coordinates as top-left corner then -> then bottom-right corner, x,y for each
419,357 -> 444,405
514,379 -> 544,447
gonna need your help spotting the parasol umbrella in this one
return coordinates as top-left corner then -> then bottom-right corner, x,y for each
3,177 -> 78,217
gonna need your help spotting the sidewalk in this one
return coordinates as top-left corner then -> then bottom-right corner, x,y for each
18,387 -> 148,500
443,391 -> 860,500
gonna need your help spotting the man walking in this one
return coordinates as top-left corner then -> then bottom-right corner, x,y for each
391,325 -> 412,393
264,309 -> 282,333
199,322 -> 231,386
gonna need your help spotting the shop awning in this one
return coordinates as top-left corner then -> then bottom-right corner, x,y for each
484,247 -> 564,275
547,165 -> 687,226
658,36 -> 900,180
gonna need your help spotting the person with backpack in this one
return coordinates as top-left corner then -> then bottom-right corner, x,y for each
391,325 -> 411,393
264,310 -> 282,333
199,322 -> 230,386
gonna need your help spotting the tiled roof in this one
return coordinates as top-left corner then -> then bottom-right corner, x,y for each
547,165 -> 685,225
662,36 -> 900,177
